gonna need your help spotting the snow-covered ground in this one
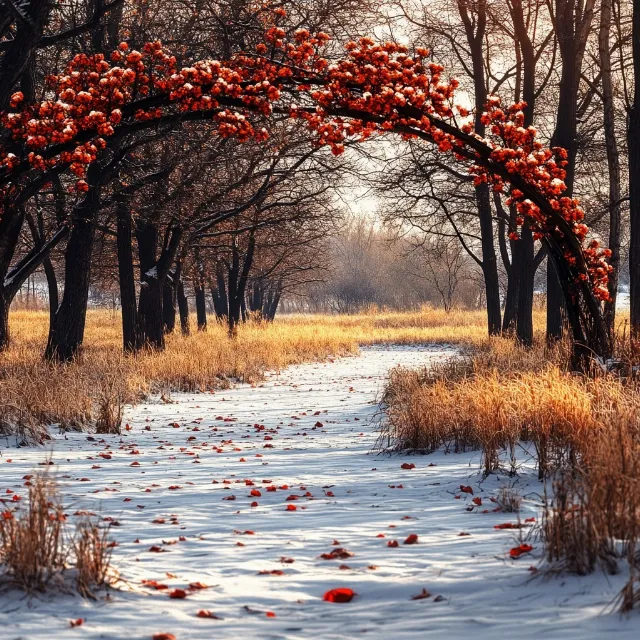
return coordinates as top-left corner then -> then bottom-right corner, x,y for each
1,344 -> 637,639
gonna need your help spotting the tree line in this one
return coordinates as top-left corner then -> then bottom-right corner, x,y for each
0,0 -> 635,367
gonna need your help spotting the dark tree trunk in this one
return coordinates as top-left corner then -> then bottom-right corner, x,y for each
629,0 -> 640,339
177,278 -> 190,336
213,260 -> 229,319
0,203 -> 25,351
545,0 -> 593,342
116,201 -> 138,352
457,0 -> 501,336
546,262 -> 566,340
137,279 -> 164,348
135,220 -> 164,349
195,282 -> 207,331
163,278 -> 176,334
0,290 -> 10,351
516,222 -> 534,345
600,0 -> 621,333
45,168 -> 102,362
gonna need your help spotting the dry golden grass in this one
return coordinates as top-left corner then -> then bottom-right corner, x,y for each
380,336 -> 640,609
0,474 -> 66,592
1,306 -> 516,438
0,473 -> 115,596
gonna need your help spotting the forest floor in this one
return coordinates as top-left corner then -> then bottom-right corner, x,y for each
1,344 -> 637,639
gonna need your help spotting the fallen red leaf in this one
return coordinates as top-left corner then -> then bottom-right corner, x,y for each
196,610 -> 220,619
411,588 -> 431,600
69,618 -> 84,628
168,588 -> 187,599
323,587 -> 356,603
509,544 -> 534,558
403,534 -> 419,545
188,582 -> 209,590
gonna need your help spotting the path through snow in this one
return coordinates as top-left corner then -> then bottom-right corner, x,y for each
1,345 -> 637,639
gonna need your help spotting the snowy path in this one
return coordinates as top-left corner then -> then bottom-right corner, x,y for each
1,344 -> 637,639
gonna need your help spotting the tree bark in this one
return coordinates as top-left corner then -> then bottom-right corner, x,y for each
0,289 -> 10,351
457,0 -> 501,336
116,201 -> 138,351
135,220 -> 164,349
45,167 -> 102,362
600,0 -> 622,333
546,0 -> 595,342
629,0 -> 640,339
163,278 -> 176,334
195,281 -> 207,331
177,278 -> 190,336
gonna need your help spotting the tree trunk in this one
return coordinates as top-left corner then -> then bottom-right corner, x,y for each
163,279 -> 176,334
135,221 -> 164,349
456,0 -> 501,336
0,290 -> 10,351
600,0 -> 622,333
137,279 -> 164,349
546,0 -> 594,342
630,107 -> 640,339
177,278 -> 190,336
546,261 -> 565,340
516,222 -> 534,345
213,260 -> 229,319
45,173 -> 101,362
629,0 -> 640,339
116,202 -> 138,352
195,281 -> 207,331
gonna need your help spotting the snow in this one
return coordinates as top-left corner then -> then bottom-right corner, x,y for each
1,344 -> 638,639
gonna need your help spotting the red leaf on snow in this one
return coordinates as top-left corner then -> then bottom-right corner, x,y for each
404,534 -> 419,545
387,540 -> 399,548
472,497 -> 482,506
152,635 -> 176,640
286,504 -> 297,511
494,522 -> 522,530
320,547 -> 354,560
258,569 -> 284,576
459,485 -> 473,495
69,618 -> 84,628
323,587 -> 356,603
142,580 -> 168,590
401,463 -> 415,470
169,588 -> 187,599
266,611 -> 276,618
189,582 -> 209,590
411,588 -> 431,600
509,544 -> 534,558
196,610 -> 220,619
